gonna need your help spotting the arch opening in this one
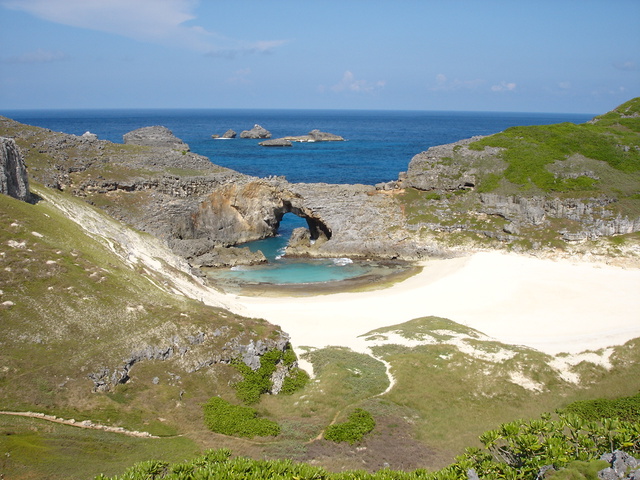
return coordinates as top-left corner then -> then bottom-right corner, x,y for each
272,202 -> 332,241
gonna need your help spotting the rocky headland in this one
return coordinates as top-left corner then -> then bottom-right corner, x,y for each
2,98 -> 640,274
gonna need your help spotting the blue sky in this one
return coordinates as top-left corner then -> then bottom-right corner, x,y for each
1,0 -> 638,114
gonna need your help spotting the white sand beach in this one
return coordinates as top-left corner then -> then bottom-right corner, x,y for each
232,252 -> 640,356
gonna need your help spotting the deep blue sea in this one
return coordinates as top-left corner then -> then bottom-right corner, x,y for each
2,109 -> 593,185
3,108 -> 594,285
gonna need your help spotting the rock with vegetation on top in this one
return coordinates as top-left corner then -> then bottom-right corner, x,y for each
123,125 -> 190,151
0,137 -> 31,202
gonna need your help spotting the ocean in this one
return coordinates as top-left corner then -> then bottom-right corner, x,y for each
3,108 -> 595,285
2,109 -> 593,185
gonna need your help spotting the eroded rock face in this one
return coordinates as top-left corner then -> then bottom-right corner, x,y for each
404,136 -> 501,192
183,179 -> 332,246
0,137 -> 31,202
123,126 -> 190,151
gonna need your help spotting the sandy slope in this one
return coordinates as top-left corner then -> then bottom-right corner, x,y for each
232,252 -> 640,356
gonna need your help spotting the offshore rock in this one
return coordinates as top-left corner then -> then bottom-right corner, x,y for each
259,138 -> 293,147
222,129 -> 237,139
240,124 -> 271,139
0,137 -> 31,202
283,129 -> 345,142
123,126 -> 190,151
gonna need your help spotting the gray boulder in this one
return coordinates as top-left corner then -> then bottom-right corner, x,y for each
0,137 -> 31,202
81,131 -> 98,141
123,126 -> 190,151
240,124 -> 271,139
599,450 -> 639,480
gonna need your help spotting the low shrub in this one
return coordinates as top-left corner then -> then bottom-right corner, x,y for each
324,408 -> 376,444
560,392 -> 640,423
202,397 -> 280,438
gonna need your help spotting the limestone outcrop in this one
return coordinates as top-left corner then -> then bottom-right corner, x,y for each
240,124 -> 271,139
123,126 -> 190,151
0,137 -> 31,202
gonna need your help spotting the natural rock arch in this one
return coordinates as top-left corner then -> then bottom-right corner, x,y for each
274,201 -> 332,241
183,180 -> 331,247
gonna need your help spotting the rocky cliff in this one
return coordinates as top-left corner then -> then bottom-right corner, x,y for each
2,98 -> 640,270
0,136 -> 31,202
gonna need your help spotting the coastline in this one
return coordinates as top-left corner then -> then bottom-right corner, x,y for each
230,251 -> 640,357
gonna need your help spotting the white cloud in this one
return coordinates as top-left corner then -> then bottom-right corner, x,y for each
491,81 -> 517,92
227,68 -> 252,85
430,73 -> 483,91
330,71 -> 386,94
4,48 -> 67,64
613,60 -> 638,72
558,81 -> 571,90
0,0 -> 286,57
205,40 -> 288,59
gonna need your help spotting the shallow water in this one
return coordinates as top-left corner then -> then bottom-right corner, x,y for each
204,214 -> 407,286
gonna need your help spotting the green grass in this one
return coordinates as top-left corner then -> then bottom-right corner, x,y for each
468,98 -> 640,193
365,318 -> 640,456
0,185 -> 286,464
0,414 -> 200,480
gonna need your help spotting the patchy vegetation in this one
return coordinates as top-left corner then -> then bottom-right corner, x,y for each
202,397 -> 280,438
324,408 -> 376,444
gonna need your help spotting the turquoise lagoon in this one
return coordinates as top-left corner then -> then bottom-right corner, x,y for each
206,214 -> 403,286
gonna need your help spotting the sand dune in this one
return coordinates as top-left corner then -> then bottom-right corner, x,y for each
233,252 -> 640,356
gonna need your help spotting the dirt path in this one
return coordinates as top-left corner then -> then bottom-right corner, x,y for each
0,411 -> 159,438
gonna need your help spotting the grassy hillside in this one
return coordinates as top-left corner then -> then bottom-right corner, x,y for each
2,102 -> 640,478
0,186 -> 289,478
468,97 -> 640,196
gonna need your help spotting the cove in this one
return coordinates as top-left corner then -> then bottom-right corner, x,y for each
207,214 -> 404,286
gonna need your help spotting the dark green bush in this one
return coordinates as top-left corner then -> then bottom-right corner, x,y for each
324,408 -> 376,444
560,392 -> 640,423
202,397 -> 280,438
280,367 -> 310,395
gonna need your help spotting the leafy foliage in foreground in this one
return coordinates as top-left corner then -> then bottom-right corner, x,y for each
202,397 -> 280,438
559,392 -> 640,423
99,413 -> 639,479
324,408 -> 376,444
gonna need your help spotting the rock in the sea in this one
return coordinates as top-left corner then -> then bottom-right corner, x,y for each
240,124 -> 271,139
123,126 -> 190,151
221,129 -> 237,139
283,129 -> 345,142
259,138 -> 292,147
308,129 -> 344,142
0,137 -> 31,202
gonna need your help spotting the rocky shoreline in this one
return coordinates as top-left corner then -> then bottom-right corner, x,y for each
2,112 -> 639,274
